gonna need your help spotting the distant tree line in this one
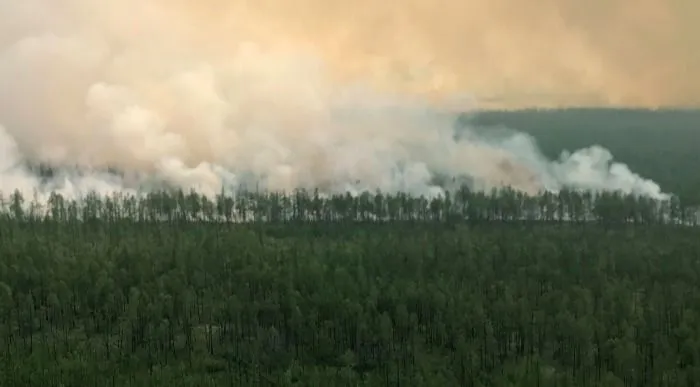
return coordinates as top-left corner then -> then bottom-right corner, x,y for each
0,187 -> 698,226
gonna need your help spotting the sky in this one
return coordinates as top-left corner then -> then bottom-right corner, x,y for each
4,0 -> 696,110
0,0 -> 682,201
159,0 -> 698,109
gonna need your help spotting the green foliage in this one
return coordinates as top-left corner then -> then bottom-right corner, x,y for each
0,188 -> 698,385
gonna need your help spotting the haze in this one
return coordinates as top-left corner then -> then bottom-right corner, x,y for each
4,0 -> 698,108
0,0 -> 679,203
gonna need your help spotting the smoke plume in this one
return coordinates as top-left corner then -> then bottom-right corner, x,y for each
0,0 -> 674,203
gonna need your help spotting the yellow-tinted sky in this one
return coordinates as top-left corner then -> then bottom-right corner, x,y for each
4,0 -> 698,109
159,0 -> 698,109
0,0 -> 679,197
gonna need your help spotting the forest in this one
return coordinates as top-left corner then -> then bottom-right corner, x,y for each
468,108 -> 700,204
0,108 -> 699,386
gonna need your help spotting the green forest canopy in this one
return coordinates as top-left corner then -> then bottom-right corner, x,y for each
0,187 -> 699,386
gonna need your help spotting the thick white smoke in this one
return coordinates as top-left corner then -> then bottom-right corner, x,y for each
0,0 -> 669,202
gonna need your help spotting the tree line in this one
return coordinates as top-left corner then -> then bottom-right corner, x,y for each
0,187 -> 698,226
0,187 -> 699,385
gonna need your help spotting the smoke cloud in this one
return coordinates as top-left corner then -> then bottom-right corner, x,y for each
236,0 -> 699,108
0,0 -> 674,203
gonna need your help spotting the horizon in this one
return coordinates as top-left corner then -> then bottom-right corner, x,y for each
473,106 -> 700,112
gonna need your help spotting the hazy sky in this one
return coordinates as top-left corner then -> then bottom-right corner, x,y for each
0,0 -> 672,199
163,0 -> 697,109
261,0 -> 699,108
3,0 -> 698,110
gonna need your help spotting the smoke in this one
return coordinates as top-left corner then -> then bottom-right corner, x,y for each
0,0 -> 672,203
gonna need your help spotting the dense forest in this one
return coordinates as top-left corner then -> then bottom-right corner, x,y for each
0,186 -> 698,386
1,108 -> 699,386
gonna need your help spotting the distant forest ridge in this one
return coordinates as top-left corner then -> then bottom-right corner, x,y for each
467,107 -> 700,122
476,107 -> 700,112
463,107 -> 700,204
